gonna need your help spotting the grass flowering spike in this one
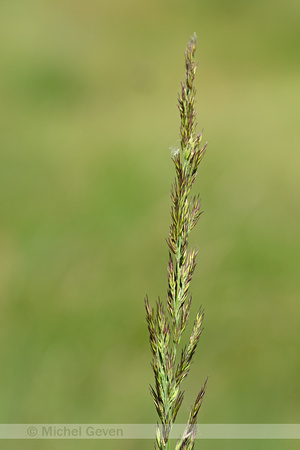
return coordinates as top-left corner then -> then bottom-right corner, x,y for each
145,34 -> 208,449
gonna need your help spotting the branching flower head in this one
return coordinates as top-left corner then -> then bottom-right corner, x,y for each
145,33 -> 208,450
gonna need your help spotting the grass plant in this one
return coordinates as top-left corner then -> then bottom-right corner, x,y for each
145,34 -> 208,450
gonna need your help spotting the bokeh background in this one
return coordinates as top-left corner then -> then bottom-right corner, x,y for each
0,0 -> 299,449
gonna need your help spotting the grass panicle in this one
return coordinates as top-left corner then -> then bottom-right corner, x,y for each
145,34 -> 208,449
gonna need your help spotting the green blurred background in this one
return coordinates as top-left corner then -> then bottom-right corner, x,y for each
0,0 -> 299,449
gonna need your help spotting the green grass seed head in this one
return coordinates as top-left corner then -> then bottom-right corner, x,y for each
145,34 -> 208,449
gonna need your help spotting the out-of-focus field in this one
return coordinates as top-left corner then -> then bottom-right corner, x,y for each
0,0 -> 299,449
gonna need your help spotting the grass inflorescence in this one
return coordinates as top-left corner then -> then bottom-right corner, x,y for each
145,34 -> 208,450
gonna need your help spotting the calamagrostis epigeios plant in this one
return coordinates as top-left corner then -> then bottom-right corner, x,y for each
145,34 -> 208,450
